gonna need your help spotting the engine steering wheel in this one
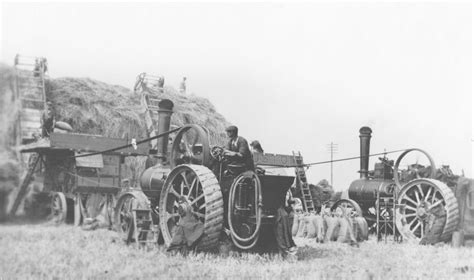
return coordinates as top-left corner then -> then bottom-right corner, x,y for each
210,146 -> 226,162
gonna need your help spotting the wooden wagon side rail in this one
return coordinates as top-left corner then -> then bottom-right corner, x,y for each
49,133 -> 149,156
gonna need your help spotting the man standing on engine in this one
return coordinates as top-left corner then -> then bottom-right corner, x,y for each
223,125 -> 254,172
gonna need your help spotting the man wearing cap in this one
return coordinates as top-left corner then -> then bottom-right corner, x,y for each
41,101 -> 55,137
224,125 -> 254,171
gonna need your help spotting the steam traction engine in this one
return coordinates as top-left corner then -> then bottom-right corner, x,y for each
344,127 -> 459,242
114,97 -> 297,251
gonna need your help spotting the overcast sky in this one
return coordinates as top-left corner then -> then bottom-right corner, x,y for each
1,2 -> 472,190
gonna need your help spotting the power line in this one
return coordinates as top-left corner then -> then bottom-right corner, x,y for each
327,142 -> 338,187
263,148 -> 410,169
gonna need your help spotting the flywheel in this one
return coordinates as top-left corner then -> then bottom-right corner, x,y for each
395,178 -> 459,242
170,124 -> 211,169
159,164 -> 224,251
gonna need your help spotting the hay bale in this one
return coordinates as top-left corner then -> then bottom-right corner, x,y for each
304,215 -> 317,238
296,214 -> 307,237
292,213 -> 301,236
337,217 -> 358,244
312,215 -> 326,243
352,216 -> 369,241
323,216 -> 340,242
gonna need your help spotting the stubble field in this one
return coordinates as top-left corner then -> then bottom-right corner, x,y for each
0,224 -> 473,279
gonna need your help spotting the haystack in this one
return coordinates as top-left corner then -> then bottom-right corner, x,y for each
0,63 -> 231,215
44,76 -> 230,183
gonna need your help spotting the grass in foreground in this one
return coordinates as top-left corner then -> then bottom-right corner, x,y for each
0,224 -> 473,279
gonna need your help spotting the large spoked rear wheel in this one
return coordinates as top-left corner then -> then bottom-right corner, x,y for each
170,125 -> 211,168
395,178 -> 459,242
159,164 -> 224,251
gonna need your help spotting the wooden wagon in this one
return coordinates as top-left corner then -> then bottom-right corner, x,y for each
11,132 -> 148,226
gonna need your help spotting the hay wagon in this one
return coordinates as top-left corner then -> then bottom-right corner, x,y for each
10,132 -> 148,226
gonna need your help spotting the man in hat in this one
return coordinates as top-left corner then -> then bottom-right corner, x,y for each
179,77 -> 187,94
41,101 -> 55,137
223,125 -> 254,172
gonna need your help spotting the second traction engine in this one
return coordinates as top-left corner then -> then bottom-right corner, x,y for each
347,127 -> 398,236
346,127 -> 460,242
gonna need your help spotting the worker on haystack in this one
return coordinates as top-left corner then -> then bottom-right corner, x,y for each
41,101 -> 56,137
158,75 -> 165,89
179,77 -> 187,94
223,125 -> 254,172
33,58 -> 41,77
42,58 -> 48,75
33,58 -> 48,77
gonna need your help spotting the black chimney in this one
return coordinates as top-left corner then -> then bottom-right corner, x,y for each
156,99 -> 174,161
359,126 -> 372,179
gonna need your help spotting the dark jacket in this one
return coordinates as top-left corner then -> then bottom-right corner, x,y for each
226,136 -> 254,171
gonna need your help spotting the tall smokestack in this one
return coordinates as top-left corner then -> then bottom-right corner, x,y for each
156,99 -> 174,160
359,126 -> 372,179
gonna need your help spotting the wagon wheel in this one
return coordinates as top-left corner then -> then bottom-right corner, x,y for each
49,192 -> 67,224
395,178 -> 459,242
394,149 -> 436,188
159,164 -> 223,251
331,199 -> 363,217
170,124 -> 211,169
114,191 -> 150,243
228,171 -> 262,250
115,193 -> 136,242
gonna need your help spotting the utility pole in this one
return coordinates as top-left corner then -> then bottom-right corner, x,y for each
327,142 -> 338,186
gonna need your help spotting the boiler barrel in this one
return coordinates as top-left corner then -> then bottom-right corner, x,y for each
140,165 -> 170,198
348,179 -> 397,209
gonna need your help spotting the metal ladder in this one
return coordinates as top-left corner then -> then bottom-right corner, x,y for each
14,54 -> 48,145
292,151 -> 315,213
9,153 -> 41,216
375,187 -> 402,243
132,208 -> 159,248
134,73 -> 165,151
